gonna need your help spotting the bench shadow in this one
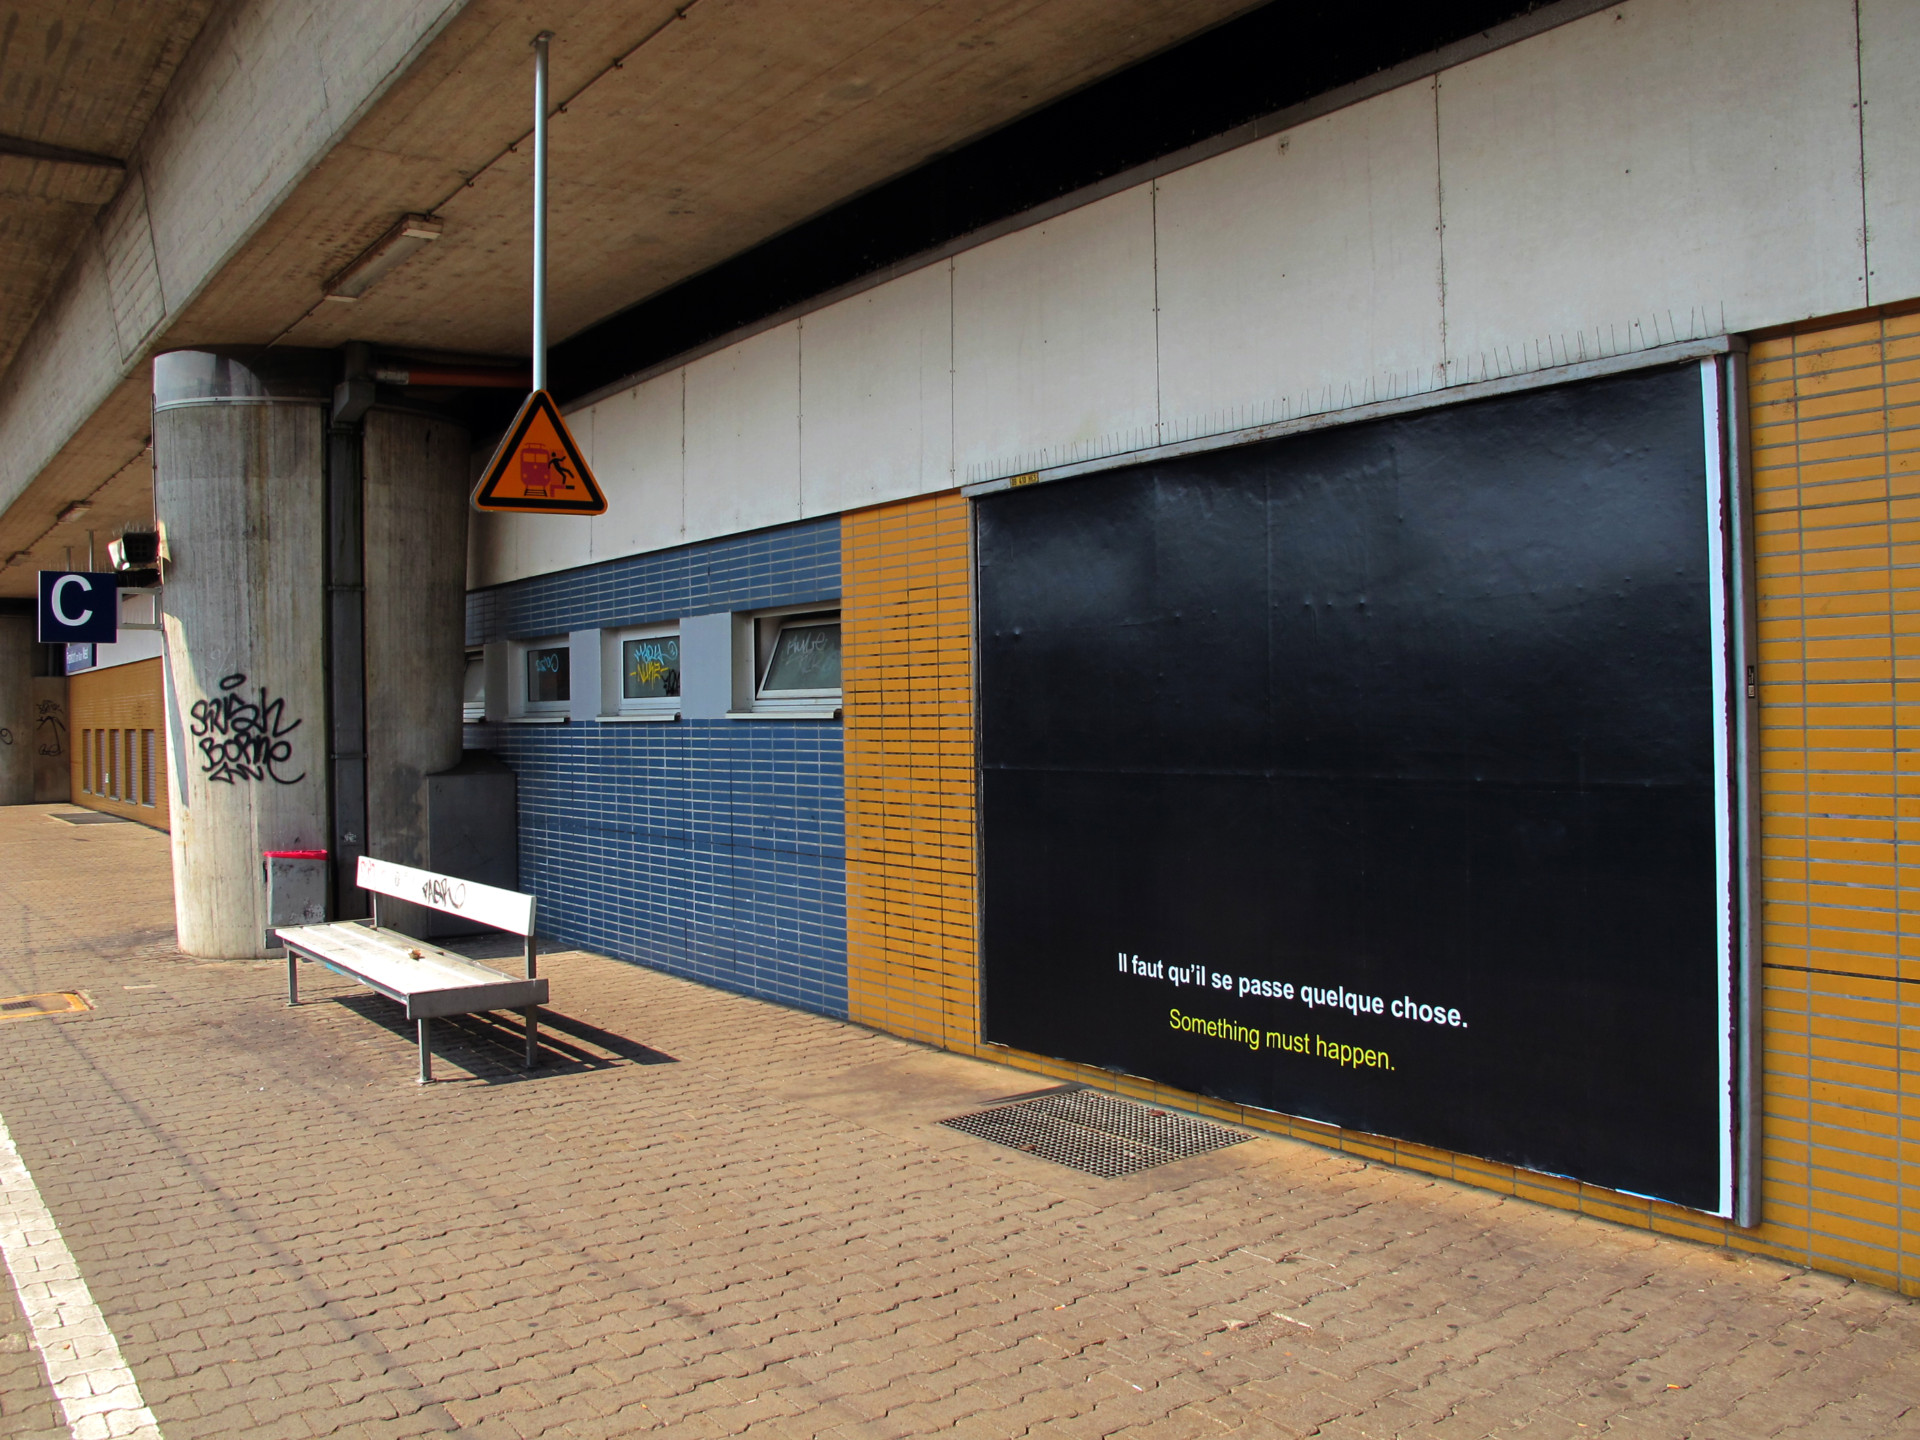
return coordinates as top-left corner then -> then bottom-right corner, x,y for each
326,993 -> 676,1082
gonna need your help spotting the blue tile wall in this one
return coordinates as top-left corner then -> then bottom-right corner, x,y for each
466,519 -> 840,640
465,518 -> 846,1018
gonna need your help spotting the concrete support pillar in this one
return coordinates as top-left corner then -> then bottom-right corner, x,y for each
0,615 -> 34,804
153,351 -> 330,958
362,407 -> 469,934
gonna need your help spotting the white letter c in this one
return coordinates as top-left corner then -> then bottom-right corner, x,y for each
50,574 -> 92,628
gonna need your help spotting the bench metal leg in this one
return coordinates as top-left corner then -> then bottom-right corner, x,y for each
287,952 -> 298,1006
523,1006 -> 540,1071
417,1017 -> 432,1085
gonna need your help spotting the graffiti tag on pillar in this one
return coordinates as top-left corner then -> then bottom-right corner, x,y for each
0,729 -> 11,746
35,701 -> 65,757
189,673 -> 306,785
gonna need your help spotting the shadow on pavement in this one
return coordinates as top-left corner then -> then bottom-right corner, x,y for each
328,993 -> 677,1081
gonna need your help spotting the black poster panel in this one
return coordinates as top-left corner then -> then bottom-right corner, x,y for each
977,366 -> 1727,1212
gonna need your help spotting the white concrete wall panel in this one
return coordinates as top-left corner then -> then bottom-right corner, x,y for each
470,453 -> 594,594
469,505 -> 512,601
1862,0 -> 1920,306
589,371 -> 686,568
684,321 -> 803,540
1439,0 -> 1865,375
1156,80 -> 1445,438
509,513 -> 595,597
800,262 -> 955,515
472,0 -> 1902,593
88,628 -> 166,672
952,186 -> 1159,483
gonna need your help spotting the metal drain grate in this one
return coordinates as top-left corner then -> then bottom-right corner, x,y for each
51,812 -> 128,825
0,992 -> 91,1022
941,1085 -> 1249,1178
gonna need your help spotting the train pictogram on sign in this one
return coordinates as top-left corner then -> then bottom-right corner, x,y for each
517,444 -> 576,498
472,389 -> 606,514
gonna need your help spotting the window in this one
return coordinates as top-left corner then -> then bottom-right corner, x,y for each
513,637 -> 570,717
121,730 -> 134,803
749,608 -> 841,716
141,730 -> 155,806
603,623 -> 680,719
463,651 -> 486,722
527,645 -> 569,703
623,634 -> 680,701
101,730 -> 113,798
81,729 -> 91,793
761,618 -> 840,696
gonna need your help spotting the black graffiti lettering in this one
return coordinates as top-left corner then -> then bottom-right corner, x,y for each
189,673 -> 305,785
421,876 -> 468,910
34,701 -> 65,757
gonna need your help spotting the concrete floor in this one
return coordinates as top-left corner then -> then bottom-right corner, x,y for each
0,803 -> 1916,1440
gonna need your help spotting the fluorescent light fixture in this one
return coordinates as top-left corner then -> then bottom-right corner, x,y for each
325,213 -> 443,302
57,502 -> 90,524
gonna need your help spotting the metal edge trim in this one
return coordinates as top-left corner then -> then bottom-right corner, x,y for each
1700,355 -> 1736,1222
1725,349 -> 1764,1231
152,397 -> 327,412
963,337 -> 1739,498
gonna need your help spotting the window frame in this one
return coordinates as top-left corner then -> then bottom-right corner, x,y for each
756,614 -> 842,704
732,602 -> 842,719
462,648 -> 487,723
512,635 -> 572,717
605,621 -> 682,719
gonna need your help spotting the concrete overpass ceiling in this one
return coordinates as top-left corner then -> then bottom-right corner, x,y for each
0,0 -> 1563,596
0,0 -> 1260,596
0,1 -> 215,380
549,0 -> 1555,404
184,0 -> 1265,357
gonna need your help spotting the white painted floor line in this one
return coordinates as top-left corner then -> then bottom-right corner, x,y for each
0,1108 -> 162,1440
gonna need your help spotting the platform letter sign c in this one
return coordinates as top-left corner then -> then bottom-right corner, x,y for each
51,575 -> 90,628
37,571 -> 118,644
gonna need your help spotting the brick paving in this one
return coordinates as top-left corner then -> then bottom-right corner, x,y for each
0,803 -> 1916,1440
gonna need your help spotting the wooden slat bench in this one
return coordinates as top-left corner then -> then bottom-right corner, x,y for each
277,856 -> 547,1083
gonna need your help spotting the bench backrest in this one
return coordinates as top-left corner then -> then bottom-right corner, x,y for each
356,856 -> 536,937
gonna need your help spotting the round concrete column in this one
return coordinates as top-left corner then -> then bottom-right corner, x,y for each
363,407 -> 469,932
153,350 -> 330,957
0,614 -> 35,805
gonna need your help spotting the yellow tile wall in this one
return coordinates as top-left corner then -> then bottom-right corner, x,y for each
67,656 -> 170,832
1746,313 -> 1920,1291
843,492 -> 979,1048
841,322 -> 1920,1292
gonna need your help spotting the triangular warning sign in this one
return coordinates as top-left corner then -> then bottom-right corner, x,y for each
472,390 -> 607,514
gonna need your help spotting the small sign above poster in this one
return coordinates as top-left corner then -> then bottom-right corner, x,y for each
472,390 -> 607,515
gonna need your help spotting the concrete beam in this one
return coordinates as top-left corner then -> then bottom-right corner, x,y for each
0,0 -> 468,588
0,0 -> 1258,596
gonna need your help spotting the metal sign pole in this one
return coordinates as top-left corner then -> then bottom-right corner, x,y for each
531,31 -> 552,393
470,33 -> 606,519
